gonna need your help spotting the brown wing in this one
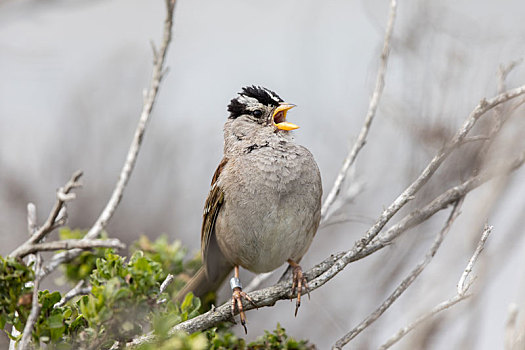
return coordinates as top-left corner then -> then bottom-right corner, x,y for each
201,157 -> 233,284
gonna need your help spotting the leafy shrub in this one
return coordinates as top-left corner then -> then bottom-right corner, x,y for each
0,234 -> 315,349
58,228 -> 109,284
0,255 -> 34,336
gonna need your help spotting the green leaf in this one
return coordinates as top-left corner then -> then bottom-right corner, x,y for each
40,291 -> 61,310
63,308 -> 72,319
50,325 -> 66,342
6,329 -> 21,341
180,292 -> 193,312
113,287 -> 132,300
70,315 -> 87,332
48,313 -> 64,329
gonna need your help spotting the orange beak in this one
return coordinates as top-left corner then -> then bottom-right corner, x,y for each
272,103 -> 299,130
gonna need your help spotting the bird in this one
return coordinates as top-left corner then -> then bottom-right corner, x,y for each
176,86 -> 322,332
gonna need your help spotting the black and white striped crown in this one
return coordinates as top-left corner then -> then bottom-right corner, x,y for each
228,86 -> 283,119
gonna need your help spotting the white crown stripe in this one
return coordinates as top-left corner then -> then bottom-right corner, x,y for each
261,87 -> 281,103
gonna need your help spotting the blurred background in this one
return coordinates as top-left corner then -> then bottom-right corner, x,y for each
1,0 -> 525,348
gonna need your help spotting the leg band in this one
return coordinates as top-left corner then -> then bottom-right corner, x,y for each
230,277 -> 242,290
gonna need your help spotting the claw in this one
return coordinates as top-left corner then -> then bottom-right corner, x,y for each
304,279 -> 311,300
243,291 -> 258,309
231,287 -> 257,334
230,295 -> 237,323
289,262 -> 309,316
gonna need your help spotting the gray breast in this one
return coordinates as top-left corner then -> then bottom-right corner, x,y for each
215,143 -> 322,273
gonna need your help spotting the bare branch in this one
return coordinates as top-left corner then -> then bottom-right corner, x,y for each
10,1 -> 179,348
127,332 -> 155,348
24,203 -> 39,267
378,224 -> 493,349
55,280 -> 92,309
332,200 -> 463,349
9,3 -> 178,346
82,0 -> 175,243
159,273 -> 174,294
367,85 -> 525,244
156,274 -> 174,304
57,190 -> 76,202
377,155 -> 521,247
332,149 -> 525,275
459,135 -> 491,145
39,0 -> 178,279
18,255 -> 43,350
31,171 -> 82,243
13,239 -> 125,259
27,203 -> 37,234
150,40 -> 159,65
321,0 -> 398,224
457,224 -> 492,294
479,59 -> 524,158
498,59 -> 523,93
378,294 -> 470,350
312,85 -> 525,300
157,148 -> 525,338
9,203 -> 39,349
9,171 -> 83,259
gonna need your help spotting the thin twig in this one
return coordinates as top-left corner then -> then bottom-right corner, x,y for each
378,294 -> 470,350
498,59 -> 523,94
9,171 -> 83,258
459,135 -> 491,145
480,59 -> 524,156
376,153 -> 522,247
39,0 -> 178,279
332,150 -> 525,278
9,203 -> 40,349
81,0 -> 175,243
457,224 -> 492,294
27,203 -> 37,234
378,224 -> 493,350
452,60 -> 524,348
321,0 -> 398,224
55,280 -> 92,308
332,200 -> 463,349
24,203 -> 39,269
313,84 -> 525,298
14,238 -> 125,259
159,274 -> 175,294
18,255 -> 42,350
157,274 -> 174,304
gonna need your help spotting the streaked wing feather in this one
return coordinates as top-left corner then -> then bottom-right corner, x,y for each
201,158 -> 231,283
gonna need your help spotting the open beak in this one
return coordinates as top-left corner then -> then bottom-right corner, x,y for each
272,103 -> 299,130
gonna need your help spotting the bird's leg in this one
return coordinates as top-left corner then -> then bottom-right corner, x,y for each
287,259 -> 310,316
230,265 -> 257,333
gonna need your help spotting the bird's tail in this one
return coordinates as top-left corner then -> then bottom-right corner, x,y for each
175,265 -> 233,303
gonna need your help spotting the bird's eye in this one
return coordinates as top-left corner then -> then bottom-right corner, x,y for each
252,110 -> 263,117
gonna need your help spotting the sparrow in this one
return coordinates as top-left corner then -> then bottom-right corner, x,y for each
176,86 -> 322,332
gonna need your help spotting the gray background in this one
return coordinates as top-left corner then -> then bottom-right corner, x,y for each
1,0 -> 525,348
